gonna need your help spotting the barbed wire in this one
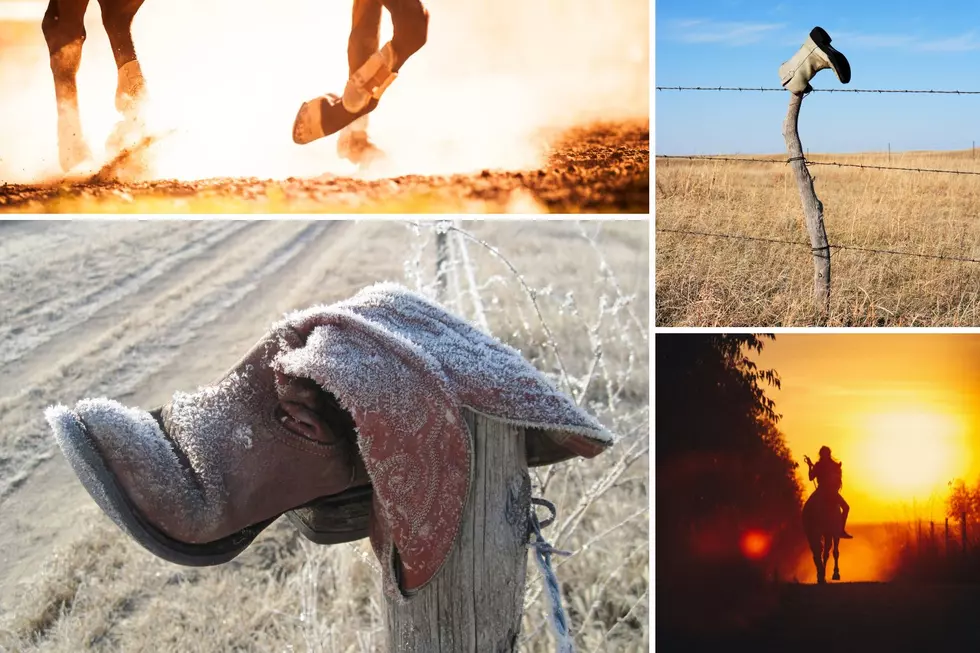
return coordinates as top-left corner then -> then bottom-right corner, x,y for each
656,227 -> 980,265
656,85 -> 980,95
656,154 -> 980,176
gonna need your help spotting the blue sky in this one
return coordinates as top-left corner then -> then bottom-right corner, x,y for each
656,0 -> 980,154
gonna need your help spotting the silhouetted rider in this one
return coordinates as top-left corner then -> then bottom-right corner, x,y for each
805,445 -> 853,539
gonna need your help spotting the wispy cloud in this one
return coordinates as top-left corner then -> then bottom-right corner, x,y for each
666,19 -> 980,53
835,30 -> 980,53
667,19 -> 786,46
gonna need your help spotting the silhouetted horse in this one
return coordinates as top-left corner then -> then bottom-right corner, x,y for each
802,487 -> 842,583
41,0 -> 428,172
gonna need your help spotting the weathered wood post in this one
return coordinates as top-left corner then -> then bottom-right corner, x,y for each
782,91 -> 831,317
963,512 -> 968,554
436,229 -> 450,302
945,518 -> 950,557
384,410 -> 532,652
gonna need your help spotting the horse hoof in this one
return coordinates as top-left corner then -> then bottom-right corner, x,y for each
832,572 -> 840,581
292,94 -> 378,145
59,140 -> 93,173
337,128 -> 386,167
106,117 -> 145,156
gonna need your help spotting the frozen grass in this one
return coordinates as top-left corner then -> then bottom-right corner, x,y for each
656,150 -> 980,326
0,220 -> 648,652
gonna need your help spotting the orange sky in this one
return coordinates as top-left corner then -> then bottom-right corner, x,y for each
753,334 -> 980,524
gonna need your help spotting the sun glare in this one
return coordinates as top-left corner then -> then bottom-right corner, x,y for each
859,408 -> 971,498
0,0 -> 649,183
740,530 -> 771,560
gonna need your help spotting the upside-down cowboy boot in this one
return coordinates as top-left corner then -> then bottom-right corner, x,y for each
45,325 -> 371,566
778,27 -> 851,94
47,283 -> 613,599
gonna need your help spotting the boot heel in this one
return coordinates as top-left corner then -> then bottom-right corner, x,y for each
286,484 -> 373,545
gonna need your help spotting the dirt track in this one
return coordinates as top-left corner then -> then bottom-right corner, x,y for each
0,121 -> 649,213
660,581 -> 980,652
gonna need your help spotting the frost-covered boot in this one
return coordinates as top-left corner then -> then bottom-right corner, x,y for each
45,325 -> 371,566
779,27 -> 851,94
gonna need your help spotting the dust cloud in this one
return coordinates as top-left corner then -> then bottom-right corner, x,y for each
0,0 -> 648,183
790,523 -> 910,583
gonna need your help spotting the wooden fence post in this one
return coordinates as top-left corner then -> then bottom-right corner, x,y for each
963,513 -> 968,554
436,230 -> 450,302
945,518 -> 950,557
384,410 -> 532,652
782,92 -> 831,317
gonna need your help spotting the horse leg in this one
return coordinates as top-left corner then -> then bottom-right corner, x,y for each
292,0 -> 428,145
42,0 -> 93,172
382,0 -> 429,72
97,0 -> 148,156
337,0 -> 385,165
808,533 -> 825,584
821,536 -> 831,583
832,536 -> 841,580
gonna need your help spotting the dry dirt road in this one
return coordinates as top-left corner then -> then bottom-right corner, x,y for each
659,581 -> 980,652
0,122 -> 649,214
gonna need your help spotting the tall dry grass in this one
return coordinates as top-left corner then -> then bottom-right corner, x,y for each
656,150 -> 980,326
0,220 -> 648,652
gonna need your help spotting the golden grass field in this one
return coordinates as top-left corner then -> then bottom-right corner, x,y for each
656,149 -> 980,326
0,220 -> 649,652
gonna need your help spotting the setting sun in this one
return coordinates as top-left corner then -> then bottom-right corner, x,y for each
859,408 -> 970,498
754,334 -> 980,524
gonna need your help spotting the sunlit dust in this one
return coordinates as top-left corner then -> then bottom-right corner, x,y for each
0,0 -> 649,183
739,530 -> 771,560
858,408 -> 971,499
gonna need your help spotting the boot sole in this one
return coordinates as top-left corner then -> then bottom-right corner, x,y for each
810,26 -> 851,84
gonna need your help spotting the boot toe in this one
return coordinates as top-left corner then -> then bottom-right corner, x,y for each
49,398 -> 212,543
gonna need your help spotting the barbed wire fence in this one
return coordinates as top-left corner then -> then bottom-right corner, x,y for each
656,84 -> 980,307
657,85 -> 980,94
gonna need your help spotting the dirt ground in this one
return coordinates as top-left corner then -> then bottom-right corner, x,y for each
0,220 -> 649,651
659,581 -> 980,652
0,121 -> 649,214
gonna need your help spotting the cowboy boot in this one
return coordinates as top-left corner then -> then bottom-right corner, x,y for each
778,27 -> 851,94
840,503 -> 853,538
46,325 -> 371,566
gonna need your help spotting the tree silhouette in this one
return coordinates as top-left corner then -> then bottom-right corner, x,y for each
656,334 -> 804,580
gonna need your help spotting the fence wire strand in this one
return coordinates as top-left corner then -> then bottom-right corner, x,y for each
657,83 -> 980,274
657,85 -> 980,95
656,227 -> 980,265
655,154 -> 980,177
